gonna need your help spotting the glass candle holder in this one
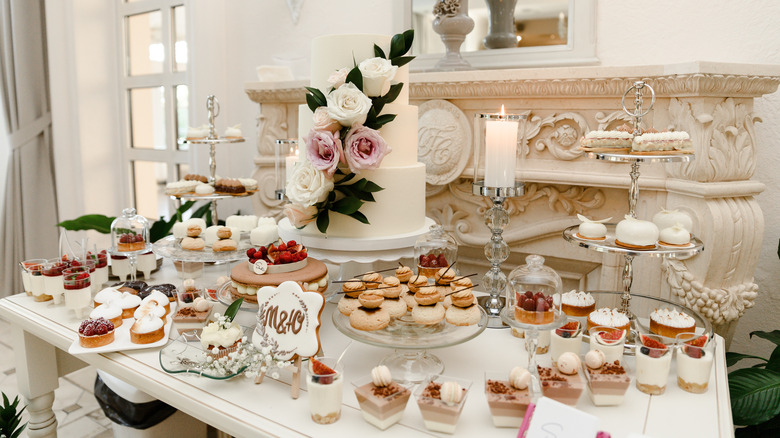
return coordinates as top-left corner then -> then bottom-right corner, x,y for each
275,138 -> 298,199
473,110 -> 526,189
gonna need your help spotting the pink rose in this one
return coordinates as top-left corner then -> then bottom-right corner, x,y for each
305,129 -> 344,176
284,204 -> 318,228
343,125 -> 391,172
312,107 -> 341,133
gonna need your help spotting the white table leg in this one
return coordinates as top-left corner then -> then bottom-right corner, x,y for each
10,327 -> 59,438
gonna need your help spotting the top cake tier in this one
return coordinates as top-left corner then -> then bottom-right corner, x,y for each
309,34 -> 410,104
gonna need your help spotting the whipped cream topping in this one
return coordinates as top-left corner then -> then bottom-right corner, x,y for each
135,302 -> 165,320
585,130 -> 633,140
509,366 -> 531,390
90,303 -> 121,320
561,290 -> 595,307
94,287 -> 121,304
118,292 -> 141,309
166,180 -> 198,190
589,307 -> 630,327
585,349 -> 606,369
440,381 -> 463,405
371,365 -> 393,387
195,183 -> 215,195
556,352 -> 581,375
651,308 -> 695,328
142,290 -> 170,307
200,321 -> 242,348
132,314 -> 164,334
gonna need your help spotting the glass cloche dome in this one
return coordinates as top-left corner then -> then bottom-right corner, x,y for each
507,255 -> 563,326
111,207 -> 150,253
414,224 -> 458,278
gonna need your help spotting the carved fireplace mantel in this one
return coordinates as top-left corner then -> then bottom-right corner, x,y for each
245,61 -> 780,342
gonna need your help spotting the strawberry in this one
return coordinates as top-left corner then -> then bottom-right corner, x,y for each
640,334 -> 668,358
310,358 -> 336,384
555,321 -> 580,338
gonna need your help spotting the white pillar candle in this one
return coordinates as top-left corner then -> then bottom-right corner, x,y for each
285,153 -> 299,182
484,109 -> 518,188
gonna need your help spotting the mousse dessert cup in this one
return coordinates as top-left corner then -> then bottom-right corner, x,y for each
524,329 -> 550,354
72,259 -> 98,293
110,254 -> 132,281
307,357 -> 343,425
136,251 -> 156,279
635,334 -> 673,395
416,375 -> 471,434
536,352 -> 584,406
63,266 -> 92,318
550,321 -> 583,366
582,349 -> 631,406
42,258 -> 69,304
588,326 -> 627,365
22,259 -> 49,302
676,333 -> 714,394
89,251 -> 109,289
19,259 -> 41,296
353,366 -> 411,430
485,367 -> 532,428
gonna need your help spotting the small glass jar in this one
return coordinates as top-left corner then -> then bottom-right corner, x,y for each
507,255 -> 562,326
111,207 -> 150,253
414,224 -> 458,278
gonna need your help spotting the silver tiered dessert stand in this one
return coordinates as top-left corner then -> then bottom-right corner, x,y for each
176,95 -> 246,224
563,81 -> 704,326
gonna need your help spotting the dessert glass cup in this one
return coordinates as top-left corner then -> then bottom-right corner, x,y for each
550,322 -> 583,365
110,254 -> 132,281
22,259 -> 48,301
91,252 -> 109,289
524,329 -> 550,354
42,258 -> 68,304
635,334 -> 673,395
676,332 -> 715,394
177,286 -> 203,308
588,326 -> 626,365
174,260 -> 204,279
137,251 -> 156,279
73,258 -> 98,293
307,357 -> 343,425
415,374 -> 471,434
484,371 -> 531,428
352,375 -> 411,430
583,359 -> 631,406
63,266 -> 92,318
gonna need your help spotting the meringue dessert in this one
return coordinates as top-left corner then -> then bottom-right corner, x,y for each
576,214 -> 611,240
652,208 -> 693,233
353,366 -> 411,430
615,215 -> 659,249
659,224 -> 691,246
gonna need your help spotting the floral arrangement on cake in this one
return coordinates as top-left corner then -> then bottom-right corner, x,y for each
285,30 -> 415,233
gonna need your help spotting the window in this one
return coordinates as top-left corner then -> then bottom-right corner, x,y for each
119,0 -> 189,219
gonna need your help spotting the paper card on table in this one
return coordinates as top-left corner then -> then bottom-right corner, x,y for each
525,397 -> 599,438
254,281 -> 324,361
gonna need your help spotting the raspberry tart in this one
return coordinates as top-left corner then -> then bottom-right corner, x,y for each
514,291 -> 554,325
78,318 -> 116,348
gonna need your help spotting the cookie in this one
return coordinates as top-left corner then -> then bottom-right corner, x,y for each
212,239 -> 237,252
186,225 -> 202,237
216,227 -> 232,239
414,286 -> 441,306
402,290 -> 418,310
445,304 -> 481,326
381,276 -> 402,298
412,303 -> 445,325
349,307 -> 390,331
337,296 -> 360,316
181,237 -> 205,251
381,297 -> 407,318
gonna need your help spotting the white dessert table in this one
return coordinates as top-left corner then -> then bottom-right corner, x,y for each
0,268 -> 734,438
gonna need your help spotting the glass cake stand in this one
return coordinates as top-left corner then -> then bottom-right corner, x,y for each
332,307 -> 488,383
152,235 -> 252,263
562,224 -> 704,258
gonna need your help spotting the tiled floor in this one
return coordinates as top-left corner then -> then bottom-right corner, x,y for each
0,316 -> 114,438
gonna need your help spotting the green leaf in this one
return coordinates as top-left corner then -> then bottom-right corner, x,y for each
751,330 -> 780,347
383,83 -> 403,104
735,413 -> 780,437
224,298 -> 243,322
305,87 -> 327,106
374,43 -> 386,59
391,56 -> 415,67
191,202 -> 212,220
332,196 -> 363,215
57,214 -> 115,234
363,180 -> 384,193
352,178 -> 368,191
389,33 -> 405,59
316,210 -> 329,233
402,29 -> 414,54
348,210 -> 369,224
727,352 -> 768,367
371,96 -> 385,115
306,93 -> 321,113
363,106 -> 378,127
729,368 -> 780,425
375,113 -> 397,128
345,66 -> 363,91
768,346 -> 780,372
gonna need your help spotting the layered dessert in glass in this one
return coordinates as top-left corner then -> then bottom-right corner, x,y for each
484,367 -> 532,428
676,333 -> 714,394
42,258 -> 68,304
588,325 -> 627,365
537,352 -> 584,406
353,366 -> 411,430
635,334 -> 672,395
550,321 -> 583,366
415,375 -> 470,434
63,266 -> 91,318
307,358 -> 343,424
583,350 -> 630,406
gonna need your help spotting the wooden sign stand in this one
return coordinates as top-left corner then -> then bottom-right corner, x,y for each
254,355 -> 302,399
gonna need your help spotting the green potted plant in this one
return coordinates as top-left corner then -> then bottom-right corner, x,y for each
0,393 -> 27,438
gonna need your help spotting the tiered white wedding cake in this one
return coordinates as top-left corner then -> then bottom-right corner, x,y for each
291,33 -> 426,238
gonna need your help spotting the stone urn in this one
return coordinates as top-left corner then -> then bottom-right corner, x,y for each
432,0 -> 475,70
483,0 -> 518,49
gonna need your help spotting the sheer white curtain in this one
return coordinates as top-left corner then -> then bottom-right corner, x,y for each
0,0 -> 58,297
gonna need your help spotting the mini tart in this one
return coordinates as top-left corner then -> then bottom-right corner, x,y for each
414,286 -> 442,306
395,266 -> 413,283
89,304 -> 123,328
134,301 -> 167,322
560,290 -> 596,317
138,283 -> 177,301
93,287 -> 122,308
407,275 -> 428,293
514,307 -> 554,325
78,318 -> 116,348
350,307 -> 391,331
129,315 -> 165,344
434,268 -> 456,285
141,291 -> 171,315
362,272 -> 383,289
649,308 -> 696,339
587,308 -> 631,333
118,292 -> 142,319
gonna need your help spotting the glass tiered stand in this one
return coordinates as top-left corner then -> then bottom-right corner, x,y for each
563,81 -> 708,348
176,95 -> 246,224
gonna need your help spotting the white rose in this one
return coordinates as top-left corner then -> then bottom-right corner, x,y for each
326,67 -> 349,89
326,82 -> 372,127
285,160 -> 334,207
358,57 -> 398,97
312,106 -> 341,132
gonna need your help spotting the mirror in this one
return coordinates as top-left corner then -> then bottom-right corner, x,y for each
398,0 -> 597,71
